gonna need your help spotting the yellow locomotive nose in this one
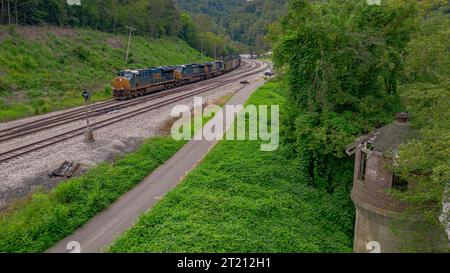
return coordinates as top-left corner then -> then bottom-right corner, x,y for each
112,77 -> 131,90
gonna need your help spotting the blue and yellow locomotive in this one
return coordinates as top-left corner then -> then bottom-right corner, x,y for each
112,56 -> 241,100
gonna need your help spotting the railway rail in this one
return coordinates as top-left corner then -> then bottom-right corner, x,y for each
0,60 -> 259,142
0,60 -> 267,164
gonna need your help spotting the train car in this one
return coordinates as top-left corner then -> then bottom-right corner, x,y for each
174,65 -> 191,85
112,67 -> 176,99
207,61 -> 224,77
192,63 -> 208,81
112,56 -> 240,100
217,61 -> 225,75
224,59 -> 232,72
159,66 -> 176,87
223,56 -> 241,72
112,69 -> 141,99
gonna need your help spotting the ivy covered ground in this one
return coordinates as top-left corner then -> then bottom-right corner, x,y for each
109,82 -> 355,253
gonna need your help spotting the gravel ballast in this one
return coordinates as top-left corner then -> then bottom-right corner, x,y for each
0,61 -> 266,209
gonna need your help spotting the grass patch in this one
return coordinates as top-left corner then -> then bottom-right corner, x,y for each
0,137 -> 186,253
0,92 -> 234,253
108,81 -> 355,253
0,26 -> 210,122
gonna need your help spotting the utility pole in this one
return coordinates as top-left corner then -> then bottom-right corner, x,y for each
125,26 -> 136,64
200,39 -> 203,63
214,42 -> 217,60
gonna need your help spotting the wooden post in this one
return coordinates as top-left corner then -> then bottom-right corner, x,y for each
200,39 -> 203,63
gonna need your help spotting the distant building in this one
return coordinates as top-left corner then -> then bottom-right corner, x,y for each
346,113 -> 418,252
240,54 -> 252,59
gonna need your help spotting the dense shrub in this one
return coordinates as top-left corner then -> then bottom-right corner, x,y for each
391,3 -> 450,251
271,0 -> 417,191
0,137 -> 185,253
109,82 -> 355,253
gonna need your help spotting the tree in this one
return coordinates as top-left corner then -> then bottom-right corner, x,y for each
179,12 -> 199,47
271,0 -> 417,190
1,0 -> 4,25
390,1 -> 450,252
0,1 -> 238,57
177,0 -> 288,51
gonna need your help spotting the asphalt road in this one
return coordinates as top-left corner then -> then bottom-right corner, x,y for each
46,68 -> 266,253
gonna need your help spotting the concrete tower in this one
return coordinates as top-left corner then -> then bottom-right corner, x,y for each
346,113 -> 417,253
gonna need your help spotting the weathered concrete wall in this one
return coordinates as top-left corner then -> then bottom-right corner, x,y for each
353,202 -> 400,253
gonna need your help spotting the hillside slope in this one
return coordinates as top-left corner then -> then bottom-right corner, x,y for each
0,26 -> 206,121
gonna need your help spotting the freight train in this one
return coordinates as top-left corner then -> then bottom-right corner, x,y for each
112,56 -> 241,100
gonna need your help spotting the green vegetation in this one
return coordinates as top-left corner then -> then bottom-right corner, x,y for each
390,2 -> 450,252
177,0 -> 288,52
0,26 -> 207,121
0,137 -> 185,253
1,0 -> 447,253
0,1 -> 240,57
1,0 -> 181,38
178,11 -> 238,58
270,0 -> 449,251
108,82 -> 354,253
393,82 -> 449,252
0,93 -> 231,253
271,0 -> 414,191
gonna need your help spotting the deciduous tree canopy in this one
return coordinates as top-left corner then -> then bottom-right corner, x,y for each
0,0 -> 180,37
0,0 -> 238,57
271,0 -> 449,251
177,0 -> 288,52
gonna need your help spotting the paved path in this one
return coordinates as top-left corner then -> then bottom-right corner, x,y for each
47,74 -> 266,253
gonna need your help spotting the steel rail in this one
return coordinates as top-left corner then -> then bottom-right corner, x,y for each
0,61 -> 267,164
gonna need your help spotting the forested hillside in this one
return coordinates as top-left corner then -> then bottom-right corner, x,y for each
177,0 -> 288,52
0,0 -> 180,38
0,26 -> 206,121
0,0 -> 285,55
0,0 -> 238,57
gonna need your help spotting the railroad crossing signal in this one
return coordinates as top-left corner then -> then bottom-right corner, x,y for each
82,90 -> 94,143
82,90 -> 91,102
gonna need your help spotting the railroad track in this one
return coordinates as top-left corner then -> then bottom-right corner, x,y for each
0,60 -> 259,143
0,60 -> 267,164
